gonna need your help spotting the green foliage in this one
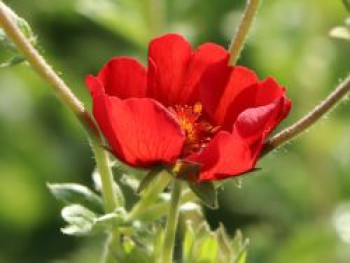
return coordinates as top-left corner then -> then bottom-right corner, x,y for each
1,0 -> 350,262
48,183 -> 104,213
343,0 -> 350,12
76,0 -> 152,49
188,181 -> 218,209
182,221 -> 249,263
0,3 -> 35,67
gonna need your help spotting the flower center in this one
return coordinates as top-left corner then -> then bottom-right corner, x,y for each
169,102 -> 219,156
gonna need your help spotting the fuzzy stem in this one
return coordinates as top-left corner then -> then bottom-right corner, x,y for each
262,74 -> 350,156
0,3 -> 123,262
0,0 -> 122,213
228,0 -> 261,66
161,180 -> 182,263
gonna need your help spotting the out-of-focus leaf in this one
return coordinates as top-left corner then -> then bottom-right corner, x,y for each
0,55 -> 25,68
76,0 -> 151,49
232,230 -> 249,263
0,2 -> 36,67
120,174 -> 139,192
343,0 -> 350,12
61,204 -> 96,236
216,223 -> 233,263
188,181 -> 218,209
330,26 -> 350,40
181,220 -> 249,263
48,183 -> 104,214
92,207 -> 129,233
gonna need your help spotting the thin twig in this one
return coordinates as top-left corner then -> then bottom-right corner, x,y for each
228,0 -> 260,66
0,1 -> 122,212
262,74 -> 350,157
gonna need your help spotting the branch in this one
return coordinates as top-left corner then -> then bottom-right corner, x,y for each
228,0 -> 261,66
262,74 -> 350,156
0,2 -> 122,212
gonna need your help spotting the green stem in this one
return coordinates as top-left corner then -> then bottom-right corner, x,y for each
228,0 -> 261,66
102,230 -> 120,263
161,180 -> 182,263
128,171 -> 171,220
90,139 -> 121,213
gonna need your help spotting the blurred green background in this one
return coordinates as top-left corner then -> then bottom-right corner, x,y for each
0,0 -> 349,262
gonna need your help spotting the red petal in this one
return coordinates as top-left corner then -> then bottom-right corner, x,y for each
200,65 -> 259,128
181,43 -> 228,105
186,132 -> 254,181
233,97 -> 291,160
97,57 -> 147,99
147,34 -> 192,106
90,85 -> 185,166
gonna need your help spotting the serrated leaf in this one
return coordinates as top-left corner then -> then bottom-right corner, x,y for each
188,181 -> 218,209
217,223 -> 233,262
343,0 -> 350,12
232,230 -> 250,263
48,183 -> 104,213
61,204 -> 97,236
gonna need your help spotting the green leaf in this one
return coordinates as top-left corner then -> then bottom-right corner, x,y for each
0,55 -> 25,68
92,208 -> 129,233
48,183 -> 104,213
183,221 -> 195,263
0,3 -> 36,67
76,0 -> 151,50
232,230 -> 250,263
216,223 -> 233,263
188,181 -> 218,209
61,204 -> 97,236
343,0 -> 350,12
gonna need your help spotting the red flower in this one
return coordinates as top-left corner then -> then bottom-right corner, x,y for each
86,34 -> 291,181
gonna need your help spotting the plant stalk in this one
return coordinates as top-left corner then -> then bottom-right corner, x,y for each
0,3 -> 123,262
161,180 -> 182,263
228,0 -> 261,66
262,74 -> 350,156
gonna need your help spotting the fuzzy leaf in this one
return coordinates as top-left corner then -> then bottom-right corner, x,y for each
0,3 -> 36,67
48,183 -> 104,213
61,204 -> 97,236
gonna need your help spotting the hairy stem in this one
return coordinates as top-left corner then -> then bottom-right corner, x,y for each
228,0 -> 261,66
161,180 -> 182,263
0,3 -> 123,262
262,74 -> 350,156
